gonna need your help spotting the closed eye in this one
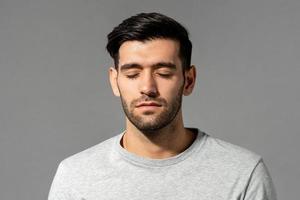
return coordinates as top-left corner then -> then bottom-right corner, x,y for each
125,72 -> 173,79
157,71 -> 173,78
126,74 -> 139,79
158,73 -> 172,77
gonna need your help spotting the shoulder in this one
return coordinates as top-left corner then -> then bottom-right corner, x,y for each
56,133 -> 120,177
48,134 -> 122,198
202,133 -> 262,173
198,133 -> 277,199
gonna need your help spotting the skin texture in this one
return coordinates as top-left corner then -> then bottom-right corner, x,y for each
109,38 -> 197,159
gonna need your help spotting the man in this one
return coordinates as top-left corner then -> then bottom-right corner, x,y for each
48,12 -> 277,200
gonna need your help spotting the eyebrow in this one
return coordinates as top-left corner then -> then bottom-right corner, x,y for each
119,62 -> 177,72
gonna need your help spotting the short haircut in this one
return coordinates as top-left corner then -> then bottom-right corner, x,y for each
106,12 -> 192,71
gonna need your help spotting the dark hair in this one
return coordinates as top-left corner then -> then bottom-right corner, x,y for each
106,12 -> 192,71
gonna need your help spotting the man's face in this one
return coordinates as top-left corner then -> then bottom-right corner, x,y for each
109,38 -> 192,132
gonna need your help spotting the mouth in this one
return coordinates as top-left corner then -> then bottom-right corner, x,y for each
136,102 -> 162,108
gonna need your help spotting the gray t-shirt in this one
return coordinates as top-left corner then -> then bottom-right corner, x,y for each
48,128 -> 277,200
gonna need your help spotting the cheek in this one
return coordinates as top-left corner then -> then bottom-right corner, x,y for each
162,76 -> 184,92
117,79 -> 137,100
159,84 -> 182,102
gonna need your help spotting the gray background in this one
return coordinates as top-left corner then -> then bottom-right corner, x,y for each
0,0 -> 299,199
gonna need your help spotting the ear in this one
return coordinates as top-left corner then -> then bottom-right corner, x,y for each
109,67 -> 120,97
183,65 -> 196,96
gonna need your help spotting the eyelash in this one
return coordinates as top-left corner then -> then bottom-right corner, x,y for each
126,73 -> 172,79
126,74 -> 139,79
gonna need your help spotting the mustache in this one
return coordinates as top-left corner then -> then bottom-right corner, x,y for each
131,96 -> 167,107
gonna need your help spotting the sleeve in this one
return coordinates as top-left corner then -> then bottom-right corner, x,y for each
48,161 -> 80,200
242,159 -> 277,200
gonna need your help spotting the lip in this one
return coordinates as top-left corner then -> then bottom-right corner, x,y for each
136,102 -> 162,107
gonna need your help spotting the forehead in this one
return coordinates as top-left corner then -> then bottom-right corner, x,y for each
118,38 -> 181,68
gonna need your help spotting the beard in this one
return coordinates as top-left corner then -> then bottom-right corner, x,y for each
119,82 -> 184,133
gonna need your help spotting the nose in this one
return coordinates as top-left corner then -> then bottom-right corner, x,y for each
139,72 -> 158,97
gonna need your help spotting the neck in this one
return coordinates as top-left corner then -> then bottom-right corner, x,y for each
122,111 -> 197,159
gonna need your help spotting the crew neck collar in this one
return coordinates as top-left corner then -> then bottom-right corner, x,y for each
114,128 -> 207,168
